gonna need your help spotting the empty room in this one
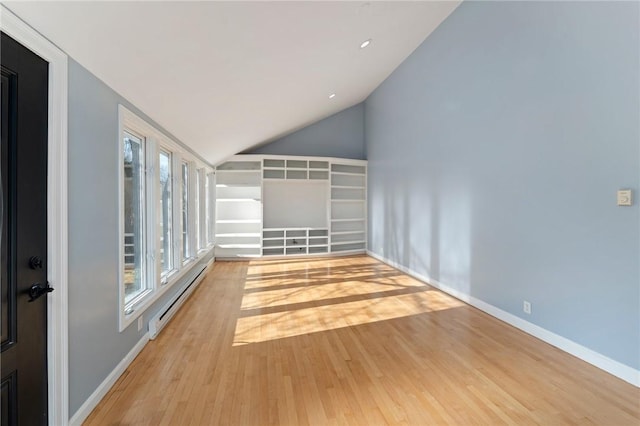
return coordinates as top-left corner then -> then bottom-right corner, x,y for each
1,1 -> 638,425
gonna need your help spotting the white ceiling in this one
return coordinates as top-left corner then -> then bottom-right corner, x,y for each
5,1 -> 460,165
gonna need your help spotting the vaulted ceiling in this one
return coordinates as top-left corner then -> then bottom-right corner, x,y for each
5,1 -> 460,165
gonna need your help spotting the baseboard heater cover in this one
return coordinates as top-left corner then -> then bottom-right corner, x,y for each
148,262 -> 209,339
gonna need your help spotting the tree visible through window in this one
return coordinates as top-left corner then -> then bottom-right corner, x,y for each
123,132 -> 147,305
119,105 -> 215,331
159,150 -> 173,277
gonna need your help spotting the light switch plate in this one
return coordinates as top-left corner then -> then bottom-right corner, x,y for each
617,189 -> 632,206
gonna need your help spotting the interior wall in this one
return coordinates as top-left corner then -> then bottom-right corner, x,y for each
68,59 -> 213,417
365,1 -> 639,371
247,103 -> 365,159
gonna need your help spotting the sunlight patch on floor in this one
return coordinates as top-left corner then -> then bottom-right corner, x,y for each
233,257 -> 464,345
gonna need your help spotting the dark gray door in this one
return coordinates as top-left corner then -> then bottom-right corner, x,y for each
1,32 -> 49,426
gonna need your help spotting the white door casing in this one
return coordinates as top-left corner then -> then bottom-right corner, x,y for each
0,5 -> 69,425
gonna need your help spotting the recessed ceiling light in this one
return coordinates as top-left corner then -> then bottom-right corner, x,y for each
360,39 -> 372,49
329,93 -> 336,99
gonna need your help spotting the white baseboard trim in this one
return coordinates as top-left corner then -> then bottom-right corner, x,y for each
366,250 -> 640,388
69,333 -> 150,425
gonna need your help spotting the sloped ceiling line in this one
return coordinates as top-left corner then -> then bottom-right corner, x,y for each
5,1 -> 460,164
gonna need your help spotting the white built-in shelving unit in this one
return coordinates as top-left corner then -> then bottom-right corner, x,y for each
215,155 -> 366,259
215,159 -> 262,258
330,163 -> 367,253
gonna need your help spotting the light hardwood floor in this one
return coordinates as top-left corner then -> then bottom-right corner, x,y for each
85,255 -> 640,425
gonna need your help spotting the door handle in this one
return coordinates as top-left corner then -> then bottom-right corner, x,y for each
28,282 -> 54,302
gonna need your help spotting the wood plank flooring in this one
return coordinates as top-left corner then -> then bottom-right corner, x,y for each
84,255 -> 640,425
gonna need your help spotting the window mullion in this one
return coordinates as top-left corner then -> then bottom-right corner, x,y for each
188,161 -> 198,258
146,138 -> 159,289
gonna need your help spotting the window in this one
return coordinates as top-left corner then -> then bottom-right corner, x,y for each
122,131 -> 149,306
159,149 -> 174,278
181,161 -> 190,262
119,105 -> 214,331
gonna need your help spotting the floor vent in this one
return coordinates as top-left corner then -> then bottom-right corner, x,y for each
148,262 -> 210,339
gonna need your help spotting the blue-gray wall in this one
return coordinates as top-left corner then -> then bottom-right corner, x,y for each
68,59 -> 213,416
365,1 -> 639,370
247,103 -> 365,159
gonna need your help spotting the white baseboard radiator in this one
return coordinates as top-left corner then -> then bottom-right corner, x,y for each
148,260 -> 211,339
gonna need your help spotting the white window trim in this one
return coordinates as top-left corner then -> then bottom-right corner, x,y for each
118,105 -> 213,332
197,168 -> 208,253
171,153 -> 183,275
118,109 -> 154,330
180,159 -> 194,266
156,145 -> 177,284
120,129 -> 153,314
188,161 -> 199,258
207,171 -> 216,247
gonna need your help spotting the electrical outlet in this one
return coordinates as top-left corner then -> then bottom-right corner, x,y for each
523,301 -> 531,315
138,316 -> 143,331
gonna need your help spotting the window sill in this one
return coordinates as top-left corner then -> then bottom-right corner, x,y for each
119,245 -> 214,332
124,288 -> 154,316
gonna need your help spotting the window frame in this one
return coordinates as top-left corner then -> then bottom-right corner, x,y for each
156,147 -> 176,283
121,129 -> 151,309
180,160 -> 193,265
188,161 -> 199,260
197,168 -> 208,253
118,105 -> 214,331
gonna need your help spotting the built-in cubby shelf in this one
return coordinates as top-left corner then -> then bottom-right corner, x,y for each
263,158 -> 329,181
214,155 -> 366,259
261,228 -> 329,256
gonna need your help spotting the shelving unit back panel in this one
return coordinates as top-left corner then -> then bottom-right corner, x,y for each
217,172 -> 261,186
331,220 -> 365,233
263,230 -> 284,239
217,201 -> 262,221
331,174 -> 365,187
332,232 -> 365,243
331,202 -> 365,220
263,239 -> 284,248
331,164 -> 366,174
216,222 -> 261,234
263,180 -> 328,229
215,246 -> 261,257
264,169 -> 285,179
217,161 -> 261,171
263,248 -> 284,256
331,242 -> 366,252
217,185 -> 261,200
331,187 -> 365,200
